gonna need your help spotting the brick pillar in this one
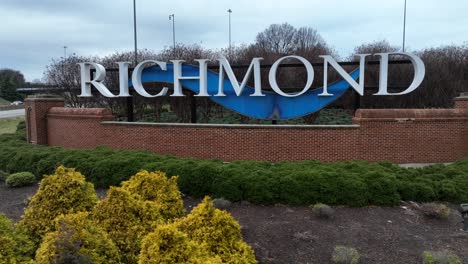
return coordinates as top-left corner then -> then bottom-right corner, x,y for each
24,95 -> 65,145
454,93 -> 468,157
454,92 -> 468,109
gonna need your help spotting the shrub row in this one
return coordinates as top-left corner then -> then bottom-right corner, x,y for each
1,122 -> 467,206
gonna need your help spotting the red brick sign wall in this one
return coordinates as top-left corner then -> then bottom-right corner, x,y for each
25,95 -> 468,163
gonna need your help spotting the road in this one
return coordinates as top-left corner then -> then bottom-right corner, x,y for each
0,109 -> 25,119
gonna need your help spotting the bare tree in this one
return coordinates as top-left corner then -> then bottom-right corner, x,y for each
294,27 -> 327,53
349,41 -> 468,108
352,40 -> 399,57
256,23 -> 297,55
43,55 -> 99,107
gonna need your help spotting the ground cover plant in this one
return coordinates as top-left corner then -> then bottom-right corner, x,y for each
332,246 -> 360,264
1,166 -> 256,263
5,172 -> 36,187
0,121 -> 468,207
420,203 -> 452,219
422,250 -> 462,264
311,203 -> 335,219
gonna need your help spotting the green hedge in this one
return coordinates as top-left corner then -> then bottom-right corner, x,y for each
0,121 -> 467,206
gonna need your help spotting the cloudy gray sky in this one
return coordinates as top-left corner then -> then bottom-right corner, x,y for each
0,0 -> 466,81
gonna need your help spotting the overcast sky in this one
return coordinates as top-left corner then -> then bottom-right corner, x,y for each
0,0 -> 466,82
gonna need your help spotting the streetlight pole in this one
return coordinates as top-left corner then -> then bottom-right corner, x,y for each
402,0 -> 407,52
228,9 -> 232,57
63,46 -> 67,60
169,14 -> 176,56
128,0 -> 137,122
133,0 -> 138,65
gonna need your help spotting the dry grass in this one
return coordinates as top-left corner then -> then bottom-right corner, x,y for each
0,117 -> 23,135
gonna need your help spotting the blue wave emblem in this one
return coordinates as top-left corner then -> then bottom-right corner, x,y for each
131,64 -> 359,120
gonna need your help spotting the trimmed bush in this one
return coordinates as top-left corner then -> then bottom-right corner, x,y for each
5,172 -> 36,187
0,214 -> 18,263
91,187 -> 147,264
420,203 -> 451,219
311,203 -> 334,219
18,166 -> 98,246
213,198 -> 232,210
422,250 -> 461,264
176,197 -> 257,263
121,170 -> 185,220
140,197 -> 256,263
92,170 -> 186,263
139,225 -> 222,264
332,246 -> 360,264
35,212 -> 120,264
0,214 -> 35,263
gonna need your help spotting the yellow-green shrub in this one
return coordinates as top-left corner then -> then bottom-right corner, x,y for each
332,246 -> 360,264
0,214 -> 34,263
92,187 -> 146,264
0,214 -> 16,263
121,170 -> 185,220
138,224 -> 222,264
176,197 -> 257,264
423,250 -> 461,264
35,212 -> 120,264
92,170 -> 186,263
18,166 -> 98,245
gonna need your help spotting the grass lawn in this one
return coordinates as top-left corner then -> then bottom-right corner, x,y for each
0,117 -> 23,135
0,98 -> 10,106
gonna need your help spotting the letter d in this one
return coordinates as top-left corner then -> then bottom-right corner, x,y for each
374,52 -> 425,95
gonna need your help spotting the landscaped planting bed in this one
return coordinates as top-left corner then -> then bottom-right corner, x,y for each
1,175 -> 467,263
1,166 -> 256,263
0,123 -> 467,263
0,121 -> 467,207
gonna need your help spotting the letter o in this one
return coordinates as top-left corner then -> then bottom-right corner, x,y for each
268,56 -> 314,97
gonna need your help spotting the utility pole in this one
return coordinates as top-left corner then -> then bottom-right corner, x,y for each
402,0 -> 407,52
169,14 -> 176,56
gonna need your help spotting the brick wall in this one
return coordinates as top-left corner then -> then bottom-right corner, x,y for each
353,109 -> 468,163
97,123 -> 361,162
47,107 -> 113,148
28,95 -> 468,164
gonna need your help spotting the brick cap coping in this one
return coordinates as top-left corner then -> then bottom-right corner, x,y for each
48,107 -> 112,116
102,121 -> 360,129
355,108 -> 468,118
454,94 -> 468,101
25,98 -> 64,102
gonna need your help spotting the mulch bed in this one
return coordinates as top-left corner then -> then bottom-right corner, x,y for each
1,182 -> 467,263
